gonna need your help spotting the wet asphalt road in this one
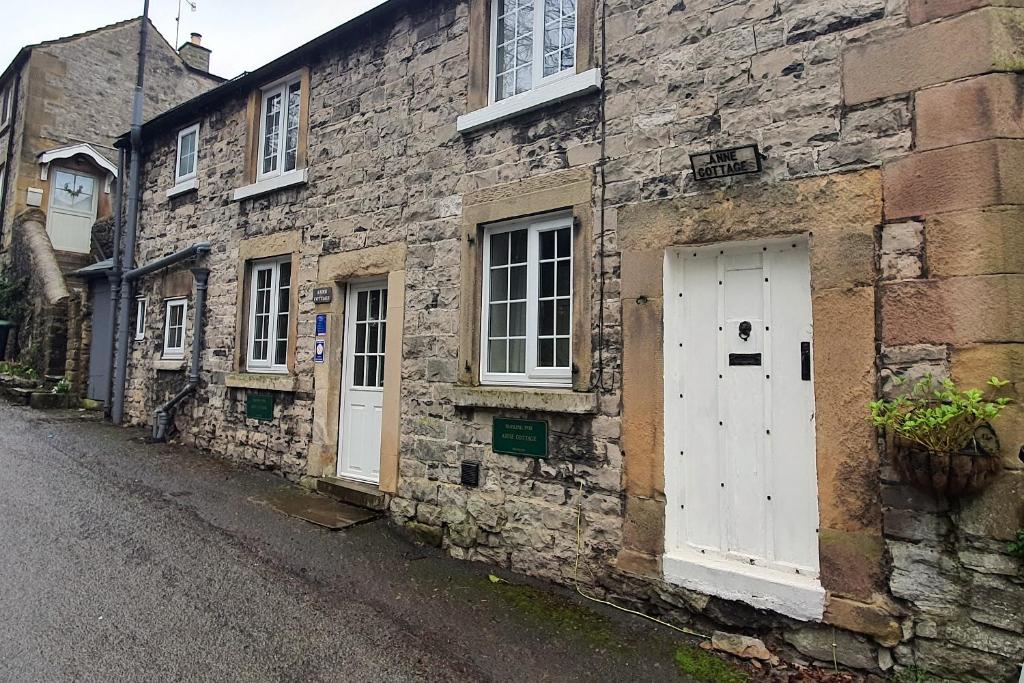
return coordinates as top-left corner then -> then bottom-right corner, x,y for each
0,403 -> 697,682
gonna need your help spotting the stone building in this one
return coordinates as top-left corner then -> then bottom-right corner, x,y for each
0,17 -> 220,380
119,0 -> 1023,679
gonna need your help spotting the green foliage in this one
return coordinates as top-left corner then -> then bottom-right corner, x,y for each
0,273 -> 28,324
870,376 -> 1012,454
1009,529 -> 1024,558
51,376 -> 71,395
0,361 -> 39,381
673,646 -> 748,683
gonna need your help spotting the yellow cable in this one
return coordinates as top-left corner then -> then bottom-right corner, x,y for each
572,481 -> 711,641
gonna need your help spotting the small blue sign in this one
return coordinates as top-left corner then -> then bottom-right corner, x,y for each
316,314 -> 328,336
314,339 -> 326,364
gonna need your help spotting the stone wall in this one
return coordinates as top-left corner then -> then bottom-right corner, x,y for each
0,17 -> 221,254
122,0 -> 1022,680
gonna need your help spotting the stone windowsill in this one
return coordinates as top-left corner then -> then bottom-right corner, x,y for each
154,359 -> 185,371
224,372 -> 297,393
231,168 -> 308,202
456,68 -> 603,134
449,385 -> 598,414
166,177 -> 197,198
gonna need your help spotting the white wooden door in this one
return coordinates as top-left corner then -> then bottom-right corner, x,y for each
663,238 -> 823,620
48,168 -> 98,253
337,281 -> 387,483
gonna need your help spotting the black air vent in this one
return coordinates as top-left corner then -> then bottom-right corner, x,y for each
461,461 -> 481,488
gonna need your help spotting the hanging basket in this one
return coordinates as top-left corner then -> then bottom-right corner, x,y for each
893,425 -> 1003,498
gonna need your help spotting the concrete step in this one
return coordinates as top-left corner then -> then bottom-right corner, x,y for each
316,477 -> 387,511
1,386 -> 34,405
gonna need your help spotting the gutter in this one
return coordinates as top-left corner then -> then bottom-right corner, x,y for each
152,266 -> 208,442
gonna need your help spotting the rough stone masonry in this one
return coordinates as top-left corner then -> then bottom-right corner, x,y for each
120,1 -> 1023,680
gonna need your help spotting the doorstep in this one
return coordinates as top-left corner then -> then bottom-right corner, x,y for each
316,476 -> 387,511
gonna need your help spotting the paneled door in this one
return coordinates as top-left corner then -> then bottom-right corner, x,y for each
48,168 -> 98,253
337,281 -> 388,483
662,238 -> 823,620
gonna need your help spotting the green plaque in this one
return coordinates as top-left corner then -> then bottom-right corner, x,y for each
246,393 -> 274,421
492,418 -> 548,458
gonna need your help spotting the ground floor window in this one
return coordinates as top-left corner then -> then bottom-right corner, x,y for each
134,297 -> 147,341
163,298 -> 187,360
246,257 -> 292,373
481,213 -> 573,387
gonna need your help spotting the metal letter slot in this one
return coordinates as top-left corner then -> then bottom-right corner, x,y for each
801,342 -> 811,381
729,353 -> 762,366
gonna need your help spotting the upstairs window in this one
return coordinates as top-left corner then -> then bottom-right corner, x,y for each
0,84 -> 11,127
246,257 -> 292,373
492,0 -> 577,102
258,76 -> 302,181
175,124 -> 199,185
481,213 -> 573,386
163,298 -> 188,360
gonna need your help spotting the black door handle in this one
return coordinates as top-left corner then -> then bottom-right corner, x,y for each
801,342 -> 811,381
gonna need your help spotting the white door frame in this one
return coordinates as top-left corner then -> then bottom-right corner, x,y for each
336,278 -> 388,483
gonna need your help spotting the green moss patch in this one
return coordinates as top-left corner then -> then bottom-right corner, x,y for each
674,646 -> 749,683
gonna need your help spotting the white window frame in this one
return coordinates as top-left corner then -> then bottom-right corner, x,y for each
134,297 -> 147,341
246,256 -> 292,374
163,298 -> 188,360
0,84 -> 11,127
480,213 -> 573,388
256,73 -> 302,183
174,123 -> 199,185
488,0 -> 578,104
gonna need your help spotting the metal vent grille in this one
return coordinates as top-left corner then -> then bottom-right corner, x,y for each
460,461 -> 480,488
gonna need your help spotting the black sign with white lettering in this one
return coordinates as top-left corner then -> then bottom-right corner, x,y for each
312,287 -> 333,304
690,144 -> 763,181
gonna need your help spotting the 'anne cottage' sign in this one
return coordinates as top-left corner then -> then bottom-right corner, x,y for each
690,144 -> 762,181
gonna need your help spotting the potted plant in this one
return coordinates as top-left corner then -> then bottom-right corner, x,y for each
870,376 -> 1012,498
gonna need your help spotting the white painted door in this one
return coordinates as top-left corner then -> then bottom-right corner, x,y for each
663,238 -> 823,620
337,281 -> 387,483
48,168 -> 98,253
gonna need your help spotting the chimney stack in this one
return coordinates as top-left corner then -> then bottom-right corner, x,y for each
179,32 -> 211,73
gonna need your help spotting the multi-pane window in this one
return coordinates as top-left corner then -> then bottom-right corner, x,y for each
175,124 -> 199,184
481,214 -> 573,386
135,297 -> 147,341
259,77 -> 301,180
163,298 -> 187,360
493,0 -> 577,101
247,258 -> 292,372
351,287 -> 388,389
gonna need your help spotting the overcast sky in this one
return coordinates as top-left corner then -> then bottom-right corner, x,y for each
1,0 -> 389,79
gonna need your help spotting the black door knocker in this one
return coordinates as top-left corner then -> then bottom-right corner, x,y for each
738,321 -> 752,341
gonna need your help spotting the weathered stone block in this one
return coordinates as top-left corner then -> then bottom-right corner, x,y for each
951,343 -> 1023,468
958,471 -> 1024,541
812,287 -> 881,532
824,596 -> 904,647
620,495 -> 664,557
844,8 -> 1024,105
926,207 -> 1024,277
820,528 -> 886,601
785,625 -> 879,670
881,276 -> 1024,346
916,73 -> 1024,150
907,0 -> 1024,25
883,140 -> 1024,220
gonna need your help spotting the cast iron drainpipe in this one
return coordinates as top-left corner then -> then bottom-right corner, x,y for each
152,266 -> 209,442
